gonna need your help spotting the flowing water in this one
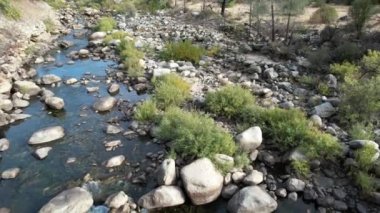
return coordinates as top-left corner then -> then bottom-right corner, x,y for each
0,29 -> 316,213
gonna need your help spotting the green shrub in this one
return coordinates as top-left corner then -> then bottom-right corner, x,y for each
298,75 -> 316,88
118,40 -> 144,60
154,73 -> 191,109
136,0 -> 169,12
156,107 -> 236,158
355,144 -> 378,171
349,123 -> 375,140
134,99 -> 158,122
330,61 -> 360,83
340,76 -> 380,124
300,129 -> 342,160
350,0 -> 373,37
291,160 -> 310,177
355,171 -> 376,193
361,50 -> 380,77
0,0 -> 21,20
205,85 -> 255,119
104,31 -> 129,43
95,17 -> 116,32
309,5 -> 338,24
44,0 -> 66,9
160,40 -> 205,64
43,18 -> 56,33
317,82 -> 331,96
124,57 -> 145,77
234,151 -> 250,169
332,42 -> 363,63
307,46 -> 332,72
206,45 -> 221,57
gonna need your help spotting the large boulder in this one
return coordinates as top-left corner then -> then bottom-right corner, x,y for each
228,186 -> 278,213
39,187 -> 93,213
286,178 -> 306,192
93,97 -> 117,112
28,126 -> 65,145
0,78 -> 12,94
138,186 -> 185,209
236,126 -> 263,152
41,74 -> 62,85
180,158 -> 223,205
312,102 -> 336,118
14,81 -> 41,96
156,158 -> 176,186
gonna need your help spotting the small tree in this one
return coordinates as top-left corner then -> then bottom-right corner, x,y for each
350,0 -> 373,37
280,0 -> 309,42
249,0 -> 269,37
221,0 -> 227,16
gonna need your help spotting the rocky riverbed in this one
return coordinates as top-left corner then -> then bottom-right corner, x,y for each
0,4 -> 380,213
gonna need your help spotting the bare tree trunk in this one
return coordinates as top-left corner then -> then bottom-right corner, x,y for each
203,0 -> 206,11
221,0 -> 227,17
183,0 -> 186,12
285,12 -> 291,43
175,0 -> 177,7
249,0 -> 253,29
271,0 -> 275,41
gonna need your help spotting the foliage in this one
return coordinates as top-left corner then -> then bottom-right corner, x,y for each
136,0 -> 169,13
355,171 -> 376,193
160,40 -> 205,64
349,123 -> 375,140
355,144 -> 378,171
118,40 -> 145,77
104,31 -> 129,43
134,99 -> 158,122
317,82 -> 331,96
330,61 -> 360,83
124,57 -> 144,77
43,18 -> 56,33
153,73 -> 191,109
309,4 -> 338,24
0,0 -> 21,20
44,0 -> 66,9
95,17 -> 116,32
350,0 -> 373,37
234,151 -> 250,169
307,46 -> 332,72
205,85 -> 255,119
298,75 -> 316,88
206,45 -> 222,57
291,160 -> 310,177
339,76 -> 380,124
331,42 -> 363,63
300,129 -> 342,160
156,107 -> 236,158
361,50 -> 380,77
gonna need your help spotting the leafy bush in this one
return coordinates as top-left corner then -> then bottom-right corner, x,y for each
154,73 -> 191,109
156,107 -> 236,158
43,18 -> 56,33
349,123 -> 375,140
206,45 -> 222,57
309,5 -> 338,24
300,129 -> 342,160
331,42 -> 363,63
339,76 -> 380,124
0,0 -> 21,20
95,17 -> 116,32
117,40 -> 145,77
136,0 -> 169,12
160,40 -> 205,64
317,82 -> 331,96
44,0 -> 65,9
361,50 -> 380,77
124,57 -> 145,77
307,47 -> 332,72
350,0 -> 373,37
355,171 -> 376,193
291,160 -> 310,177
205,85 -> 255,119
330,61 -> 360,83
355,144 -> 378,171
234,151 -> 250,169
134,99 -> 158,122
104,31 -> 129,43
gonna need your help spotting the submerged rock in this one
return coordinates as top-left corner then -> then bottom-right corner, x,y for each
180,158 -> 223,205
39,187 -> 93,213
105,155 -> 125,168
93,97 -> 117,112
138,186 -> 185,209
228,186 -> 278,213
0,138 -> 10,152
28,126 -> 65,145
1,167 -> 20,179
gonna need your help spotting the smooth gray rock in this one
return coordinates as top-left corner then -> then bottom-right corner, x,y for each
41,74 -> 62,85
156,158 -> 176,186
243,170 -> 264,185
33,147 -> 52,160
312,102 -> 336,118
1,167 -> 20,179
180,158 -> 223,205
286,178 -> 306,192
14,81 -> 41,96
45,97 -> 65,110
221,184 -> 239,199
28,126 -> 65,145
138,186 -> 185,209
236,126 -> 263,152
93,97 -> 117,112
105,191 -> 129,209
39,187 -> 93,213
228,186 -> 278,213
105,155 -> 125,168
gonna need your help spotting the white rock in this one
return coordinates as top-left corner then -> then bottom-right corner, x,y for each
45,97 -> 65,110
0,99 -> 13,111
108,83 -> 120,94
153,68 -> 171,77
236,126 -> 263,152
90,32 -> 107,40
180,158 -> 223,205
243,170 -> 264,185
0,138 -> 10,151
39,187 -> 93,213
0,78 -> 12,94
138,186 -> 185,209
41,74 -> 62,85
106,155 -> 125,168
156,158 -> 176,186
1,168 -> 20,179
34,147 -> 52,160
286,178 -> 306,192
105,191 -> 129,209
14,81 -> 41,96
86,87 -> 99,93
228,186 -> 278,213
28,126 -> 65,145
93,97 -> 117,112
65,78 -> 78,85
